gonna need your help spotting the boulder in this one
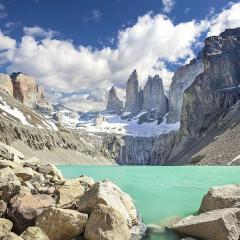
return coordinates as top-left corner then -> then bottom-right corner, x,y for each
78,175 -> 94,190
23,157 -> 41,171
172,208 -> 240,240
0,168 -> 21,202
13,168 -> 34,182
36,207 -> 88,240
0,201 -> 7,217
0,218 -> 13,237
200,184 -> 240,213
0,143 -> 24,162
56,179 -> 85,208
7,192 -> 55,233
0,160 -> 22,170
0,233 -> 23,240
37,165 -> 63,180
84,203 -> 131,240
77,180 -> 138,227
21,227 -> 49,240
105,86 -> 123,114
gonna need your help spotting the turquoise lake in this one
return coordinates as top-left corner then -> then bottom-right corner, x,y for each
58,166 -> 240,238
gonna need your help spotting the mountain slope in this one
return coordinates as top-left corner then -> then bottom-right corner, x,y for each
0,89 -> 115,165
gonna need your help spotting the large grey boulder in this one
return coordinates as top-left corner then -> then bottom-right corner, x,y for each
167,57 -> 203,124
84,203 -> 131,240
0,218 -> 13,237
142,75 -> 168,118
123,70 -> 143,116
200,184 -> 240,213
77,180 -> 138,227
21,226 -> 49,240
7,192 -> 55,233
105,86 -> 123,114
173,208 -> 240,240
36,207 -> 88,240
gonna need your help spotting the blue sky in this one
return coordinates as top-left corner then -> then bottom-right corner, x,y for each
0,0 -> 240,111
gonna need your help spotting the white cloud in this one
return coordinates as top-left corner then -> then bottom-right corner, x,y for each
0,2 -> 240,111
162,0 -> 175,13
23,26 -> 57,38
208,2 -> 240,36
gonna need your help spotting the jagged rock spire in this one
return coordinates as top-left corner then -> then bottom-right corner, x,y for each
105,86 -> 123,114
142,74 -> 168,117
123,69 -> 143,115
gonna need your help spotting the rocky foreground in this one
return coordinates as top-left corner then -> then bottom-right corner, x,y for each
0,142 -> 145,240
172,184 -> 240,240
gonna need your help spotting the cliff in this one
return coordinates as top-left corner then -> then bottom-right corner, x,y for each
105,86 -> 123,114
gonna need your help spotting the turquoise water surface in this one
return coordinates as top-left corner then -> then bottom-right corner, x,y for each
58,166 -> 240,226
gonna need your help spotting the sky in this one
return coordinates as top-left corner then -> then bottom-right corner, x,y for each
0,0 -> 240,111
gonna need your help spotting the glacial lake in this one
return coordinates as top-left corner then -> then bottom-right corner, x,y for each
58,166 -> 240,239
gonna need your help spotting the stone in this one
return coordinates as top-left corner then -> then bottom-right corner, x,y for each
172,208 -> 240,240
105,86 -> 123,114
21,227 -> 49,240
56,179 -> 85,208
77,180 -> 138,227
7,192 -> 55,233
23,157 -> 41,171
0,201 -> 7,217
78,175 -> 94,190
1,233 -> 23,240
123,70 -> 143,116
37,165 -> 63,180
36,207 -> 88,240
0,74 -> 13,96
200,184 -> 240,213
0,160 -> 22,170
0,168 -> 21,202
142,75 -> 168,118
0,143 -> 24,162
0,218 -> 13,237
84,203 -> 131,240
13,168 -> 34,182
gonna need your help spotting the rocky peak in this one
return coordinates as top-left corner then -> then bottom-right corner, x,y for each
0,74 -> 13,96
123,70 -> 143,116
10,72 -> 52,113
105,86 -> 123,114
167,56 -> 204,124
142,74 -> 168,117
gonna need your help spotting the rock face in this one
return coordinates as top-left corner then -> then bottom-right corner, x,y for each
200,184 -> 240,213
105,87 -> 123,114
10,72 -> 52,112
77,180 -> 138,227
36,207 -> 88,240
179,28 -> 240,146
167,57 -> 204,124
142,75 -> 168,118
84,203 -> 131,240
123,70 -> 143,116
0,74 -> 13,96
173,208 -> 240,240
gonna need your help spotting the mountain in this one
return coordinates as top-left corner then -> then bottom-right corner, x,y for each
123,70 -> 143,116
105,86 -> 123,114
0,74 -> 115,165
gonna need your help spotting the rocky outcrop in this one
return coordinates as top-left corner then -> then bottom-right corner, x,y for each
0,145 -> 145,239
10,72 -> 52,113
167,56 -> 204,124
0,74 -> 13,96
123,70 -> 143,116
105,86 -> 123,114
142,75 -> 168,118
36,207 -> 88,240
84,203 -> 131,240
173,208 -> 240,240
200,184 -> 240,213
